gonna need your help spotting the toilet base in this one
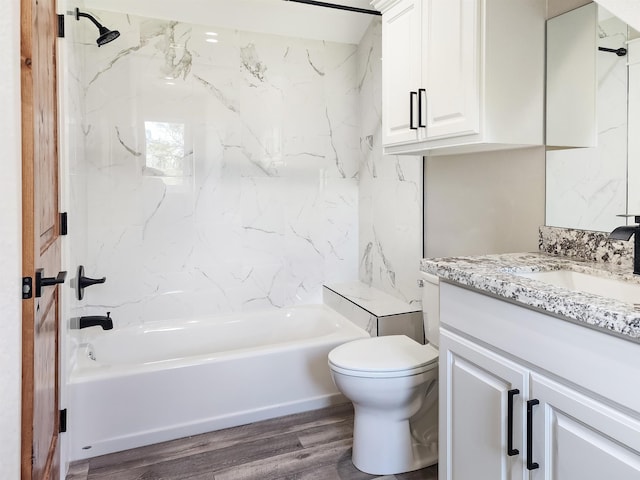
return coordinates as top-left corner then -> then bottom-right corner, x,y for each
351,409 -> 438,475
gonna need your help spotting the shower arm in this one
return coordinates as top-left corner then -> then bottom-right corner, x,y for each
76,8 -> 106,30
598,46 -> 627,56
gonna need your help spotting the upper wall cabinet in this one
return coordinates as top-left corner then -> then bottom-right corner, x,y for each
372,0 -> 545,156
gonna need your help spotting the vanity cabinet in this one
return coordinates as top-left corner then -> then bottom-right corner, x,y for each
439,282 -> 640,480
440,330 -> 528,479
373,0 -> 545,156
530,374 -> 640,479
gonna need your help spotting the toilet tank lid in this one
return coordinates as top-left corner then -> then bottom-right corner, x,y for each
328,335 -> 438,372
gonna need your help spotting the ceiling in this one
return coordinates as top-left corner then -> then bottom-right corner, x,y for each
83,0 -> 378,44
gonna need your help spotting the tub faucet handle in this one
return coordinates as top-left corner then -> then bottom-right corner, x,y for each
76,265 -> 106,300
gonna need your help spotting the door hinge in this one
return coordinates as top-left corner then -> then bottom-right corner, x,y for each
59,409 -> 67,433
59,212 -> 68,236
57,14 -> 65,38
22,277 -> 32,299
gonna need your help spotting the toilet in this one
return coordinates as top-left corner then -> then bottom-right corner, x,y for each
328,272 -> 440,475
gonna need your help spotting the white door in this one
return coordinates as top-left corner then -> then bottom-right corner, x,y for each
381,0 -> 423,145
440,330 -> 528,480
530,373 -> 640,480
423,0 -> 480,140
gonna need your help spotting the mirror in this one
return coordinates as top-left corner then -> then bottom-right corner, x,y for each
546,3 -> 639,232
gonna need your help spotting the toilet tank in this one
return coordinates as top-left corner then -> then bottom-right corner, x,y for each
421,272 -> 440,348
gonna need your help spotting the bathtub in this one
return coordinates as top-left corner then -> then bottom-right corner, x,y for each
67,305 -> 368,460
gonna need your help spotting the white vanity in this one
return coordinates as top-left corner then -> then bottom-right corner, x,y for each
422,243 -> 640,479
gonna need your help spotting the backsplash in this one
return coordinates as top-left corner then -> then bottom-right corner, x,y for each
539,226 -> 632,266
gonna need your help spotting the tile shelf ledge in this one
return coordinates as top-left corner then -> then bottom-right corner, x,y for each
323,282 -> 424,343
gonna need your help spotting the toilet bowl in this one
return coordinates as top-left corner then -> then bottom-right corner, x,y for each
328,272 -> 441,475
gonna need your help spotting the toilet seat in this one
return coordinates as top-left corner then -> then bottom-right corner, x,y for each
328,335 -> 439,379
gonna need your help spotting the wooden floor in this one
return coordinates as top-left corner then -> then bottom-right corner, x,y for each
66,403 -> 438,480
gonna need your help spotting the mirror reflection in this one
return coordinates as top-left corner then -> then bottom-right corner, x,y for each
546,3 -> 639,232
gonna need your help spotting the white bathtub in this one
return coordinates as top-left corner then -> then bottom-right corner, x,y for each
67,305 -> 368,460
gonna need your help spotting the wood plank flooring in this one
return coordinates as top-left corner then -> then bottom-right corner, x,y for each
66,403 -> 438,480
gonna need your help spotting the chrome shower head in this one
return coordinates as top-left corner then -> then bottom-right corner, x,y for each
75,8 -> 120,47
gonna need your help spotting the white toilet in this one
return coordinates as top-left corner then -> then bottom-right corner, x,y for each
328,272 -> 440,475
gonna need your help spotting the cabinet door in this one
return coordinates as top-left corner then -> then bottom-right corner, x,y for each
381,0 -> 422,145
530,374 -> 640,480
423,0 -> 480,140
440,329 -> 528,480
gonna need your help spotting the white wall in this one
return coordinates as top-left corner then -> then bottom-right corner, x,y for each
0,0 -> 23,477
547,0 -> 591,18
594,0 -> 640,31
425,148 -> 546,257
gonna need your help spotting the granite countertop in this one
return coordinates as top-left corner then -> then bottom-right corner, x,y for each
420,252 -> 640,342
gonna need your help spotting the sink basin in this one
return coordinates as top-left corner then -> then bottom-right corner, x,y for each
515,270 -> 640,305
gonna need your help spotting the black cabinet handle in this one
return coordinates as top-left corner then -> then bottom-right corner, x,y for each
418,88 -> 426,128
35,269 -> 67,298
507,389 -> 519,456
409,91 -> 418,130
527,399 -> 540,470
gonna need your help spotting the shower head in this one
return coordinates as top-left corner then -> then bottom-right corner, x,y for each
75,8 -> 120,47
96,27 -> 121,46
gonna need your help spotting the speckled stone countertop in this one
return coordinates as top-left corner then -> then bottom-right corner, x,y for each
420,251 -> 640,342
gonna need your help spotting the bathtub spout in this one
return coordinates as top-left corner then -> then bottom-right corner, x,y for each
78,312 -> 113,330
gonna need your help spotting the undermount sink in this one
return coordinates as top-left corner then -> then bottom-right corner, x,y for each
515,270 -> 640,305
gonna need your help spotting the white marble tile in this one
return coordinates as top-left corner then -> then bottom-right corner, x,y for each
323,286 -> 377,336
68,12 -> 423,328
73,11 -> 362,324
324,282 -> 419,317
357,19 -> 423,307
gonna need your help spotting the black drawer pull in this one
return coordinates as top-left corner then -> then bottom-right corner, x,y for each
409,91 -> 418,130
527,399 -> 540,470
418,88 -> 426,128
507,389 -> 519,456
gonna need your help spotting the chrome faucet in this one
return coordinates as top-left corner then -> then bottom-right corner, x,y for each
78,312 -> 113,330
609,215 -> 640,275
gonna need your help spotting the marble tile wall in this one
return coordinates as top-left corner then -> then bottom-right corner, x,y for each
75,11 -> 361,325
357,19 -> 423,306
67,10 -> 423,327
545,13 -> 628,232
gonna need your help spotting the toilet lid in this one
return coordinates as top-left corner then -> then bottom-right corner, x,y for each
328,335 -> 438,377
